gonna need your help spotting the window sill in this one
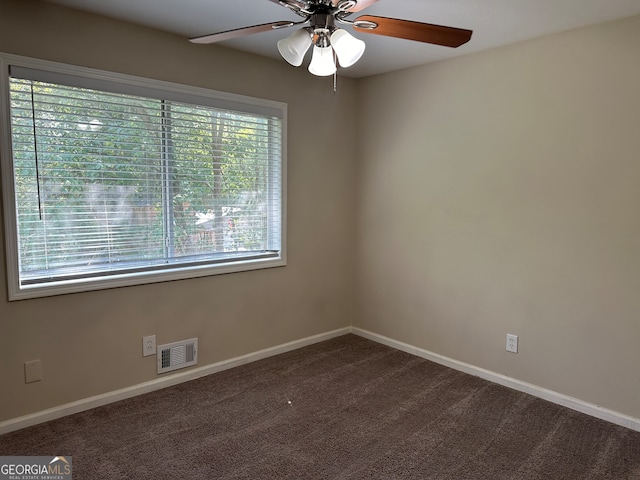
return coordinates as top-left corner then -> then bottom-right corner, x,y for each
9,255 -> 286,301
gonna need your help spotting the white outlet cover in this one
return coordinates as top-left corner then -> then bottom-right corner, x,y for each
143,335 -> 156,357
506,334 -> 518,353
24,359 -> 42,383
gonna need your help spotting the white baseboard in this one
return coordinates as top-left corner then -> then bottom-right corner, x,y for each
352,327 -> 640,433
4,326 -> 639,436
0,327 -> 351,436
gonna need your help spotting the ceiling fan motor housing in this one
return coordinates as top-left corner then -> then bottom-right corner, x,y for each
311,13 -> 335,33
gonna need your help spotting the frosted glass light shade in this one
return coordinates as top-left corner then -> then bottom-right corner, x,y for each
308,46 -> 337,76
277,29 -> 312,67
330,29 -> 365,68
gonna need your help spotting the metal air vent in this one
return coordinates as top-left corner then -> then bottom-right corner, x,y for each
157,338 -> 198,374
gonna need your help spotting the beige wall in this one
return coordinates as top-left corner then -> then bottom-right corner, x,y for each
355,15 -> 640,418
2,0 -> 640,426
0,0 -> 357,421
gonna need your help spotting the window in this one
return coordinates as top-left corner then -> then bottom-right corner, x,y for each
0,55 -> 286,300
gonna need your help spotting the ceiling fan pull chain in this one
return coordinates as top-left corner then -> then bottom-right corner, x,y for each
333,52 -> 337,94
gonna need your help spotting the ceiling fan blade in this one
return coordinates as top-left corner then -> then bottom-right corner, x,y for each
190,21 -> 294,44
353,15 -> 472,48
332,0 -> 379,13
268,0 -> 308,9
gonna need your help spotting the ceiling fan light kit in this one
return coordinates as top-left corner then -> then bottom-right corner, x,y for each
277,26 -> 365,74
189,0 -> 472,78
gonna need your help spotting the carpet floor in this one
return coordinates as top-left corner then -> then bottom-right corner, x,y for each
1,334 -> 640,479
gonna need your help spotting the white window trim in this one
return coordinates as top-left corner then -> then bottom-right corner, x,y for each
0,53 -> 287,301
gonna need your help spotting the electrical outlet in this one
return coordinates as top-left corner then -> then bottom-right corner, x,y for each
24,359 -> 42,383
143,335 -> 156,357
506,334 -> 518,353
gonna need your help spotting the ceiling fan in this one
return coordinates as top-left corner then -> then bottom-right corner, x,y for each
190,0 -> 473,77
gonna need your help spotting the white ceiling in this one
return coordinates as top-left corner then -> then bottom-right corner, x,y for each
43,0 -> 640,78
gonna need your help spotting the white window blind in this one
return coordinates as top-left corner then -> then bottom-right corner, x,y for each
1,57 -> 286,299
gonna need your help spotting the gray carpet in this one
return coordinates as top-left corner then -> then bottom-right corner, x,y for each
1,334 -> 640,479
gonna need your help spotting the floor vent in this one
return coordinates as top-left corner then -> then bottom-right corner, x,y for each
157,338 -> 198,374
